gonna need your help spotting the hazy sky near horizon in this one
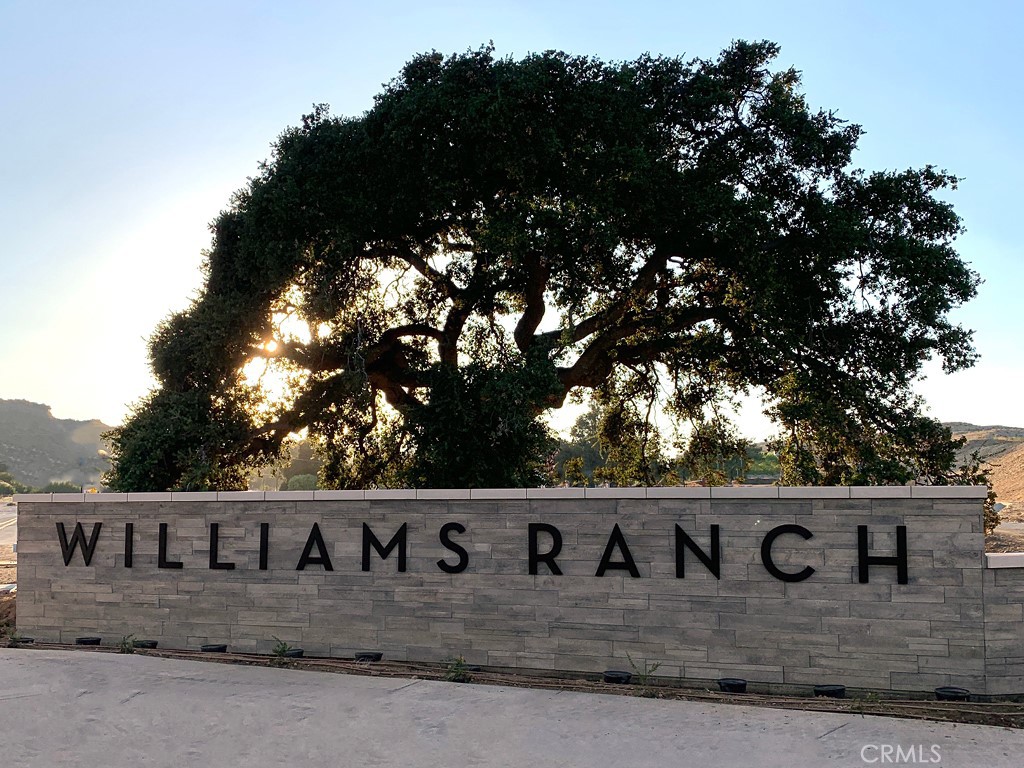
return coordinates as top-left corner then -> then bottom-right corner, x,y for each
1,0 -> 1021,438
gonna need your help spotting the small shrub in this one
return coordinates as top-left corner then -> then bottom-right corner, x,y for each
626,653 -> 662,697
271,636 -> 294,656
444,655 -> 474,683
6,632 -> 26,648
270,636 -> 294,666
117,634 -> 136,654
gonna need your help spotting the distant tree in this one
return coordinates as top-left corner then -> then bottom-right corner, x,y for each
284,473 -> 317,491
281,441 -> 322,483
39,481 -> 81,494
745,445 -> 781,480
105,41 -> 979,491
551,404 -> 606,485
0,466 -> 32,495
677,417 -> 750,486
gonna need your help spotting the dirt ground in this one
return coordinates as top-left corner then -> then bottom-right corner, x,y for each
0,593 -> 13,638
987,501 -> 1024,552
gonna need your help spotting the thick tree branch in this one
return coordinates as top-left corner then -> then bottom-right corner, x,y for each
438,252 -> 493,364
538,246 -> 672,348
368,243 -> 459,298
514,251 -> 550,352
549,305 -> 725,406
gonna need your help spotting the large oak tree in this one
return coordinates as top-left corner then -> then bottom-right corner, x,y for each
105,42 -> 980,491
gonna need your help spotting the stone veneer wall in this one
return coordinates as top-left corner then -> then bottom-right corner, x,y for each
17,486 -> 1020,695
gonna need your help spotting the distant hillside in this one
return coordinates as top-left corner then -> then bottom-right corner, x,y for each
0,399 -> 112,489
946,423 -> 1024,461
946,423 -> 1024,504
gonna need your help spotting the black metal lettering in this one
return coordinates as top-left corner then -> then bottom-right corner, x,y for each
158,522 -> 183,569
209,523 -> 235,570
56,522 -> 102,566
437,522 -> 468,574
124,522 -> 133,568
595,523 -> 640,577
362,523 -> 407,572
528,523 -> 563,575
296,523 -> 334,571
675,524 -> 720,579
857,525 -> 908,584
259,522 -> 269,570
760,524 -> 815,582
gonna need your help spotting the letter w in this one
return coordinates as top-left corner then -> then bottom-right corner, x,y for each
56,522 -> 103,566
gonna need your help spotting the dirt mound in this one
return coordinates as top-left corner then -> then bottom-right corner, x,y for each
991,442 -> 1024,505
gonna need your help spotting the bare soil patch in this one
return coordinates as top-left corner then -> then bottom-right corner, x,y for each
993,442 -> 1024,503
986,528 -> 1024,553
0,593 -> 14,638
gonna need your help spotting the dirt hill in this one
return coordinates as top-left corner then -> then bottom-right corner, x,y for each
947,423 -> 1024,506
0,399 -> 111,488
988,443 -> 1024,505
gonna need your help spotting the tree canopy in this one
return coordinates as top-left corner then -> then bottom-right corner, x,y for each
104,41 -> 980,491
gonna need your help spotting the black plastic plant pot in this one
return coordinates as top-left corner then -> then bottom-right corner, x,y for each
935,686 -> 970,702
603,670 -> 632,684
465,665 -> 482,673
282,648 -> 304,658
813,685 -> 846,699
132,640 -> 158,649
13,637 -> 35,645
75,636 -> 101,646
200,644 -> 228,653
354,652 -> 383,662
717,678 -> 748,694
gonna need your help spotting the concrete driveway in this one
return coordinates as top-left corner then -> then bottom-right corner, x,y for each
2,650 -> 1022,767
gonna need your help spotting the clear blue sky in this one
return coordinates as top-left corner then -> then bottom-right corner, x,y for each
1,0 -> 1020,436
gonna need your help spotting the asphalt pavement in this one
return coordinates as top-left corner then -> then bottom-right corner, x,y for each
0,501 -> 16,549
2,650 -> 1022,768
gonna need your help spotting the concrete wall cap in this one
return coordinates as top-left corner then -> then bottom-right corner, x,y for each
710,486 -> 779,499
646,486 -> 711,499
778,486 -> 850,499
416,489 -> 471,500
126,492 -> 171,502
850,486 -> 913,498
13,486 -> 989,503
986,553 -> 1024,569
469,488 -> 528,499
12,493 -> 53,502
265,491 -> 316,501
526,488 -> 586,499
170,492 -> 219,501
584,487 -> 646,499
217,491 -> 265,501
364,489 -> 416,500
911,485 -> 989,499
313,490 -> 365,500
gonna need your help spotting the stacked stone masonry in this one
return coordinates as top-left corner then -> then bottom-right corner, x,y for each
17,486 -> 1024,696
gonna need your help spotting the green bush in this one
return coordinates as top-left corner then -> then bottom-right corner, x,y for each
284,474 -> 317,491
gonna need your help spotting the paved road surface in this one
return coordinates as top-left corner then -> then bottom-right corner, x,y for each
0,501 -> 16,549
2,650 -> 1022,768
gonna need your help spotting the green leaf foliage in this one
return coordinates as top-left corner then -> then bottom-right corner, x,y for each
104,42 -> 979,492
284,473 -> 317,491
